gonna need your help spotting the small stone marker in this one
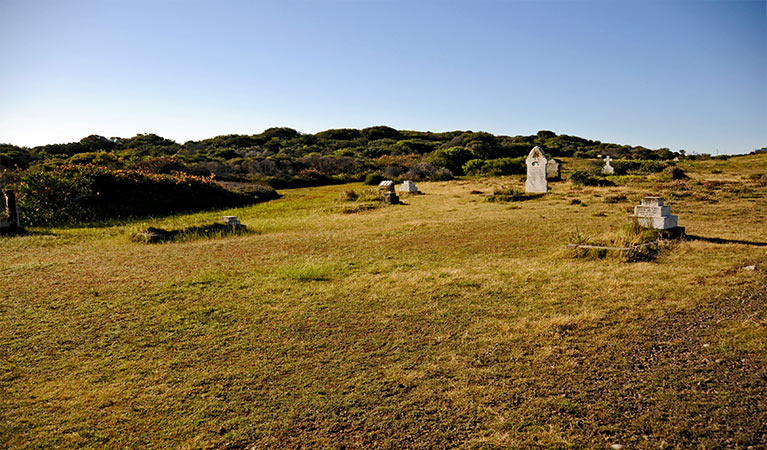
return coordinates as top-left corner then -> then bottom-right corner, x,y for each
222,216 -> 241,226
383,191 -> 400,204
546,158 -> 561,180
398,180 -> 418,193
631,197 -> 679,229
602,155 -> 614,174
525,146 -> 548,193
378,180 -> 395,192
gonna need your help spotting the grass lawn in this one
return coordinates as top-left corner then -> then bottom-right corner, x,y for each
1,154 -> 766,449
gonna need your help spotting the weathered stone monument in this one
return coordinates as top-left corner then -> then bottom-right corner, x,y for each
546,159 -> 561,180
382,191 -> 399,204
525,146 -> 548,193
1,189 -> 20,231
631,197 -> 680,230
377,180 -> 399,204
398,180 -> 418,193
602,156 -> 615,174
378,180 -> 395,192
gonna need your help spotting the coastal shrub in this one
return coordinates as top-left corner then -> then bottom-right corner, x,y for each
16,165 -> 267,226
569,170 -> 615,186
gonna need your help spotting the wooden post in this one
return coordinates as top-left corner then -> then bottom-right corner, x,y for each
4,190 -> 19,227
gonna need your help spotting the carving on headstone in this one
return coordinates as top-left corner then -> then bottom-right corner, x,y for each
631,197 -> 679,229
525,146 -> 548,193
602,156 -> 614,174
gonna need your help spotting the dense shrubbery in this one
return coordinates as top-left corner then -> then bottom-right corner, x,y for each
0,128 -> 682,190
16,165 -> 274,226
569,170 -> 616,187
463,157 -> 526,176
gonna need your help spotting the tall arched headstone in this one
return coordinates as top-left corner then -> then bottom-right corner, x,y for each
525,146 -> 548,193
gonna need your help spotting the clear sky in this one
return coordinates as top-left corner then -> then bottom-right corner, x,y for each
0,0 -> 765,154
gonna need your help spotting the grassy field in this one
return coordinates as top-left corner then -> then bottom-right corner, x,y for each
1,154 -> 766,449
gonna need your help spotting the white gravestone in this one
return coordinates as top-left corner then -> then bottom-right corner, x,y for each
602,156 -> 615,174
398,180 -> 418,193
631,197 -> 678,229
525,146 -> 548,193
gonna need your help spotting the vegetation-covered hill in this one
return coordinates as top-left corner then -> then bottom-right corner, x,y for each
1,128 -> 684,188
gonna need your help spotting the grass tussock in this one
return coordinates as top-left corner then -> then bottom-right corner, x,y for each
486,186 -> 544,203
334,188 -> 386,213
279,261 -> 339,281
566,220 -> 678,262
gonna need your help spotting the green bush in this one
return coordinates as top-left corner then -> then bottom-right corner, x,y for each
363,173 -> 385,185
427,147 -> 478,175
462,157 -> 526,176
16,165 -> 270,226
611,159 -> 668,175
569,170 -> 615,186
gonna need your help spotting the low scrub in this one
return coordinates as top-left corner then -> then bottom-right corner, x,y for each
130,223 -> 251,243
611,159 -> 668,175
566,220 -> 679,262
487,187 -> 544,203
657,166 -> 689,181
16,165 -> 271,226
569,170 -> 615,186
463,157 -> 526,176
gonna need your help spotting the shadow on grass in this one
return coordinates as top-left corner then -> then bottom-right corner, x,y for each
685,235 -> 767,247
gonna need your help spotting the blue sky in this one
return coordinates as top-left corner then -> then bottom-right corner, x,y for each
0,0 -> 765,154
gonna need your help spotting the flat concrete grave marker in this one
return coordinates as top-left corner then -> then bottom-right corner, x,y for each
398,180 -> 418,193
631,197 -> 679,229
525,146 -> 548,193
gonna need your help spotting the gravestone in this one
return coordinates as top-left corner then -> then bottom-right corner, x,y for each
1,190 -> 20,229
602,156 -> 615,174
631,197 -> 679,229
546,159 -> 561,180
525,146 -> 548,193
383,191 -> 399,204
398,180 -> 418,193
222,215 -> 241,226
378,180 -> 395,192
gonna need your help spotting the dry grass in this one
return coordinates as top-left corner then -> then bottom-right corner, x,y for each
1,154 -> 766,449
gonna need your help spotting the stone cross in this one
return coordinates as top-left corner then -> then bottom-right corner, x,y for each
602,155 -> 614,174
525,146 -> 548,193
